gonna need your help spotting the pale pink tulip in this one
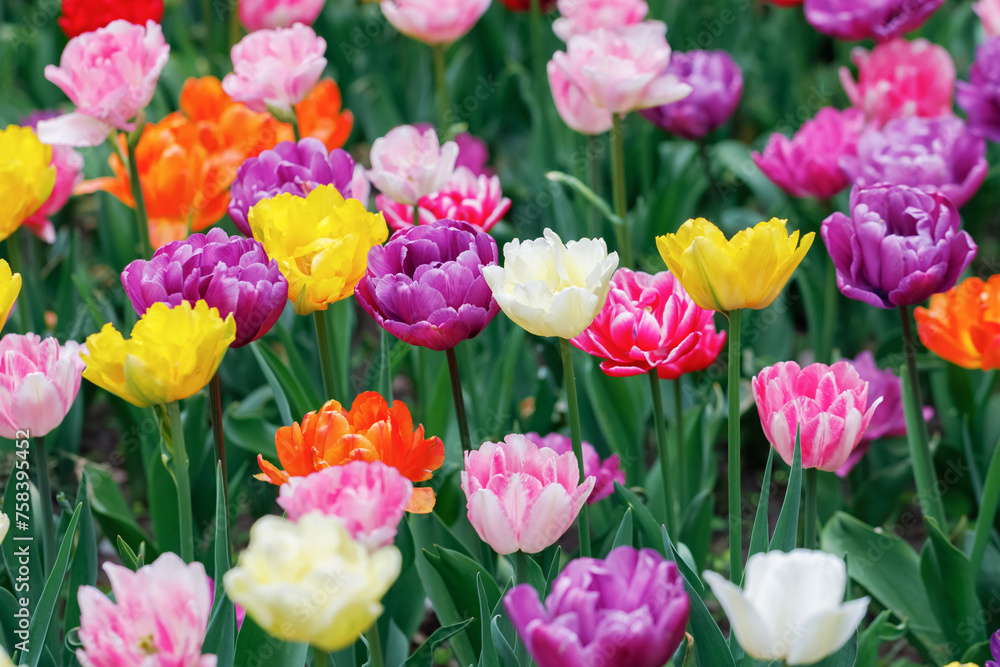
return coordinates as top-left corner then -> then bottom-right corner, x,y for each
38,20 -> 170,147
381,0 -> 492,45
0,334 -> 86,440
552,0 -> 649,41
222,24 -> 327,115
76,553 -> 216,667
239,0 -> 325,32
366,125 -> 459,205
751,361 -> 882,472
277,461 -> 413,549
976,0 -> 1000,36
524,432 -> 623,504
376,166 -> 511,231
547,60 -> 613,135
840,38 -> 955,126
552,22 -> 692,115
461,434 -> 595,554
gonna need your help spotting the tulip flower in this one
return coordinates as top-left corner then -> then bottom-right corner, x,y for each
278,461 -> 413,549
498,0 -> 555,11
376,167 -> 511,232
380,0 -> 492,45
76,554 -> 216,667
0,260 -> 21,331
224,513 -> 401,652
803,0 -> 945,42
840,116 -> 988,208
256,391 -> 445,513
366,125 -> 459,206
552,0 -> 649,41
524,432 -> 623,504
58,0 -> 164,38
505,546 -> 689,667
703,549 -> 869,665
239,0 -> 325,31
978,0 -> 1000,35
38,20 -> 170,147
547,61 -> 614,135
461,434 -> 595,554
19,111 -> 84,244
957,37 -> 1000,144
1,125 -> 56,243
0,334 -> 86,440
987,629 -> 1000,667
293,79 -> 355,151
915,276 -> 1000,371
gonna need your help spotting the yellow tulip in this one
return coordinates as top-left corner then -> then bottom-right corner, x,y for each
81,301 -> 236,407
0,125 -> 56,242
656,217 -> 814,312
942,663 -> 979,667
249,184 -> 388,315
0,259 -> 21,331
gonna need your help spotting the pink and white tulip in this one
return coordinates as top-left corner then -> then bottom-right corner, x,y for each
524,432 -> 623,504
38,20 -> 170,147
547,60 -> 613,135
0,333 -> 86,440
381,0 -> 492,45
376,166 -> 511,232
461,434 -> 596,554
552,0 -> 649,41
976,0 -> 1000,36
366,125 -> 459,205
551,22 -> 692,115
222,24 -> 327,115
76,554 -> 216,667
239,0 -> 325,32
277,461 -> 413,549
751,361 -> 882,472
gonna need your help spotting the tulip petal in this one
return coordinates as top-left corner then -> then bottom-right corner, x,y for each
786,598 -> 870,665
703,570 -> 778,661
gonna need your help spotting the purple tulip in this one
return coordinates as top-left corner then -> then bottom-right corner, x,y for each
504,546 -> 690,667
957,37 -> 1000,144
228,138 -> 357,236
821,184 -> 977,310
639,50 -> 743,140
804,0 -> 946,42
121,228 -> 289,348
524,432 -> 624,504
840,116 -> 988,208
986,629 -> 1000,667
354,219 -> 500,351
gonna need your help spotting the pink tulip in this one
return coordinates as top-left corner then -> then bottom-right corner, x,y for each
524,432 -> 623,504
77,553 -> 216,667
277,461 -> 413,549
552,0 -> 649,41
0,334 -> 86,440
840,38 -> 955,126
572,268 -> 726,380
551,22 -> 692,115
547,60 -> 613,135
381,0 -> 492,45
461,434 -> 596,554
976,0 -> 1000,36
37,20 -> 170,147
222,24 -> 327,115
239,0 -> 325,32
376,166 -> 511,232
751,361 -> 883,472
366,125 -> 459,205
21,111 -> 84,243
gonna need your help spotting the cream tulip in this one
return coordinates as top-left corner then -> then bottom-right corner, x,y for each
0,512 -> 8,546
482,228 -> 619,339
703,549 -> 869,665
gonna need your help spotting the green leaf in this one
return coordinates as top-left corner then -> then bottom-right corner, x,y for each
403,618 -> 474,667
612,482 -> 665,555
84,463 -> 156,558
857,610 -> 898,667
747,449 -> 775,560
545,171 -> 623,226
116,536 -> 139,571
612,508 -> 634,549
0,588 -> 20,653
249,341 -> 296,425
63,476 -> 98,663
920,517 -> 985,652
491,616 -> 519,667
769,435 -> 802,553
810,633 -> 858,667
233,615 -> 308,667
2,477 -> 45,621
423,546 -> 502,657
203,464 -> 236,667
477,574 -> 499,667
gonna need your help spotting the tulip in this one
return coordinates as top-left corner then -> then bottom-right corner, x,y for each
380,0 -> 492,45
461,434 -> 595,554
987,629 -> 1000,667
524,432 -> 623,504
293,79 -> 355,151
248,184 -> 388,315
703,549 -> 869,665
656,217 -> 814,313
0,260 -> 20,331
376,167 -> 511,232
81,301 -> 236,408
121,229 -> 289,348
505,546 -> 689,667
0,125 -> 56,243
803,0 -> 945,41
0,334 -> 86,440
0,513 -> 8,546
753,107 -> 866,200
840,116 -> 988,208
821,184 -> 976,309
38,20 -> 170,147
978,0 -> 1000,35
239,0 -> 325,31
278,461 -> 413,549
840,37 -> 955,126
58,0 -> 164,38
223,513 -> 401,652
915,276 -> 1000,370
19,111 -> 84,244
752,360 -> 883,471
640,50 -> 744,141
498,0 -> 556,11
547,61 -> 614,135
452,131 -> 492,176
552,0 -> 649,41
366,125 -> 459,206
957,37 -> 1000,144
222,24 -> 327,117
76,554 -> 216,667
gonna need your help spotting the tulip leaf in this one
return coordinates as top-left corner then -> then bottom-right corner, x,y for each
809,632 -> 858,667
545,171 -> 623,227
491,616 -> 519,667
678,488 -> 714,572
84,463 -> 157,559
0,588 -> 18,653
63,476 -> 98,663
612,482 -> 666,556
249,341 -> 296,425
233,615 -> 309,667
856,610 -> 897,667
3,477 -> 46,616
203,464 -> 236,667
960,639 -> 992,665
769,434 -> 802,553
919,516 -> 985,652
747,449 -> 775,562
612,508 -> 635,549
403,618 -> 474,667
477,574 -> 499,667
423,545 -> 501,657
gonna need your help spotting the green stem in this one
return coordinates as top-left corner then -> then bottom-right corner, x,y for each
514,551 -> 532,666
166,401 -> 195,562
649,371 -> 676,537
380,329 -> 393,402
727,309 -> 743,582
413,202 -> 420,226
209,373 -> 228,511
313,649 -> 329,667
366,621 -> 384,667
228,0 -> 242,48
610,114 -> 632,268
446,346 -> 473,453
817,258 -> 837,365
804,467 -> 818,549
291,108 -> 302,142
433,44 -> 450,131
586,135 -> 601,238
559,338 -> 591,557
126,129 -> 152,258
5,235 -> 26,332
899,306 -> 947,529
698,140 -> 720,202
674,378 -> 686,504
972,432 -> 1000,573
314,309 -> 338,401
34,435 -> 55,570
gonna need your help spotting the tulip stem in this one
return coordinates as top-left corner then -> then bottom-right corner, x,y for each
587,135 -> 601,238
5,235 -> 26,332
514,550 -> 533,667
559,338 -> 592,557
610,114 -> 632,268
366,621 -> 384,667
380,329 -> 394,403
804,467 -> 818,549
817,257 -> 837,365
433,44 -> 450,131
314,309 -> 338,401
290,109 -> 302,142
34,435 -> 56,570
649,371 -> 676,538
313,649 -> 329,667
228,0 -> 242,49
126,130 -> 153,259
209,373 -> 229,513
898,305 -> 948,530
674,378 -> 686,504
446,346 -> 473,453
165,401 -> 195,563
726,309 -> 742,582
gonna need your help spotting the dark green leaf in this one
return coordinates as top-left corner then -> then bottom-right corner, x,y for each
63,476 -> 98,663
612,482 -> 665,555
233,615 -> 309,667
203,464 -> 236,667
403,618 -> 474,667
612,508 -> 634,549
747,450 -> 775,561
770,435 -> 802,553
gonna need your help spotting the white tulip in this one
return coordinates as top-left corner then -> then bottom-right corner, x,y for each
0,512 -> 8,546
703,549 -> 869,665
0,646 -> 12,667
482,228 -> 619,339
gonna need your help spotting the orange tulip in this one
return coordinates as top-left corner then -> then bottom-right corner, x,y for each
296,79 -> 354,151
915,275 -> 1000,370
256,391 -> 445,513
